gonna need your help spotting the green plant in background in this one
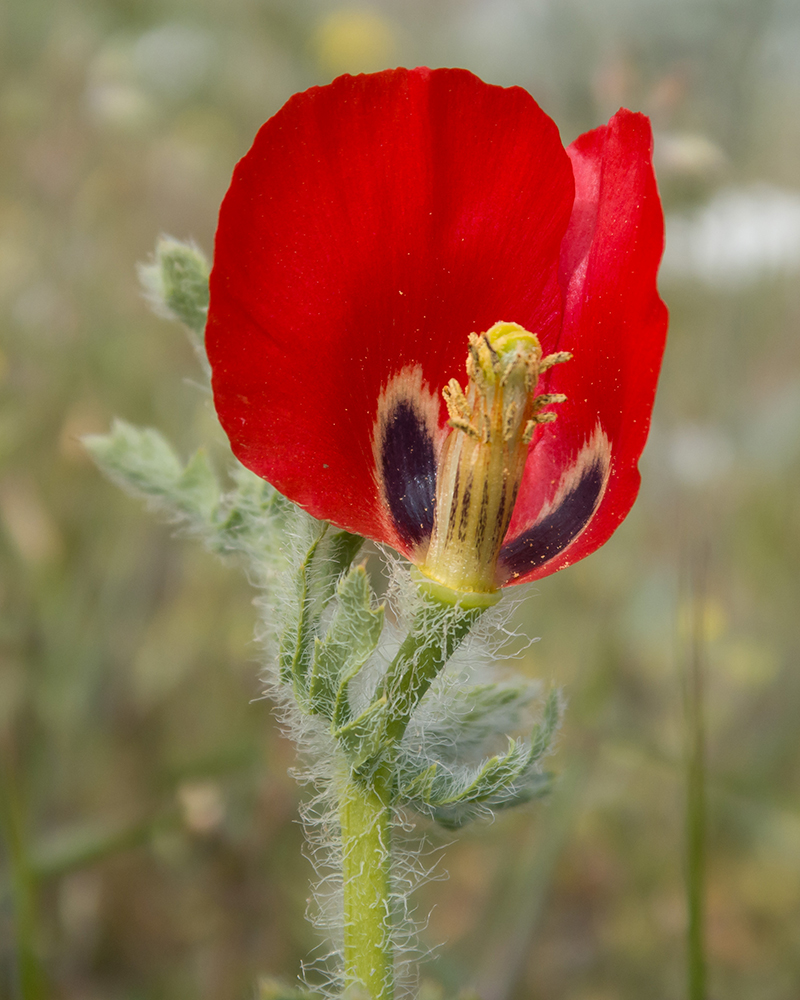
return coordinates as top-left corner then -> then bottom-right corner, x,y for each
84,65 -> 667,1000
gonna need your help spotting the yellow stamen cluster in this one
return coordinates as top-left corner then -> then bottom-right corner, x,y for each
420,321 -> 571,594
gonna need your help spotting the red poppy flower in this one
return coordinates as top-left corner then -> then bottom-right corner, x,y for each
206,67 -> 667,595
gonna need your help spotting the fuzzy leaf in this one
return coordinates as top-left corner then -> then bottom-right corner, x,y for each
208,463 -> 290,558
395,762 -> 438,802
397,689 -> 561,828
308,565 -> 384,722
278,519 -> 329,692
429,771 -> 555,829
414,681 -> 539,762
84,420 -> 221,524
84,420 -> 180,490
319,531 -> 365,599
528,686 -> 561,761
86,423 -> 296,575
278,518 -> 365,702
434,739 -> 532,804
138,236 -> 210,336
175,447 -> 219,521
375,596 -> 484,749
333,696 -> 389,768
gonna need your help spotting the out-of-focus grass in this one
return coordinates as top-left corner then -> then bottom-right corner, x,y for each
1,1 -> 799,999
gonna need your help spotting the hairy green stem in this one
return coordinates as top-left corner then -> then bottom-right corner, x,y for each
340,766 -> 394,1000
377,586 -> 492,746
338,584 -> 494,997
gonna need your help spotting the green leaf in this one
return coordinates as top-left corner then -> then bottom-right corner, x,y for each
278,519 -> 329,692
333,697 -> 389,768
84,420 -> 182,493
210,463 -> 291,558
277,517 -> 365,703
417,681 -> 539,762
176,447 -> 220,521
433,738 -> 533,805
528,687 -> 561,762
85,423 -> 301,577
320,530 -> 365,597
374,595 -> 485,750
396,688 -> 562,828
138,236 -> 210,336
395,761 -> 438,802
88,425 -> 364,696
308,565 -> 384,723
84,420 -> 221,523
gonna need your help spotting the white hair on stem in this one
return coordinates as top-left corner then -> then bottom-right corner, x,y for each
242,507 -> 555,998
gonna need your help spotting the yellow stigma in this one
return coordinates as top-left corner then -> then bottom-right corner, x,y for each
420,321 -> 571,594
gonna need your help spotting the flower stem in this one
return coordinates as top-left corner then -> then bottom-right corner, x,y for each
377,582 -> 495,746
340,765 -> 394,1000
338,580 -> 496,998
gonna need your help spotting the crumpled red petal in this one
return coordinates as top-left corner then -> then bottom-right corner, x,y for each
206,67 -> 574,553
499,109 -> 668,584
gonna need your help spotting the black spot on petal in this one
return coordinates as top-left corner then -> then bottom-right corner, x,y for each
499,458 -> 607,579
379,400 -> 437,547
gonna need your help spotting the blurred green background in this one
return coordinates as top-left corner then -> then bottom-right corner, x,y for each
2,0 -> 800,998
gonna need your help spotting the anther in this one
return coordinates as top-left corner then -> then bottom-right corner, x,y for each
443,380 -> 471,423
532,392 -> 568,410
539,351 -> 572,372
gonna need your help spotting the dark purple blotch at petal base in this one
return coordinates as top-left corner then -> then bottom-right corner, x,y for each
206,71 -> 668,584
379,399 -> 438,548
499,457 -> 607,581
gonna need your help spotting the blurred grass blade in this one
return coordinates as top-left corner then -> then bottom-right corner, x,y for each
0,751 -> 48,1000
684,552 -> 709,1000
28,816 -> 162,882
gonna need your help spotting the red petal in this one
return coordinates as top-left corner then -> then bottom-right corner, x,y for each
206,67 -> 574,552
501,109 -> 668,584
